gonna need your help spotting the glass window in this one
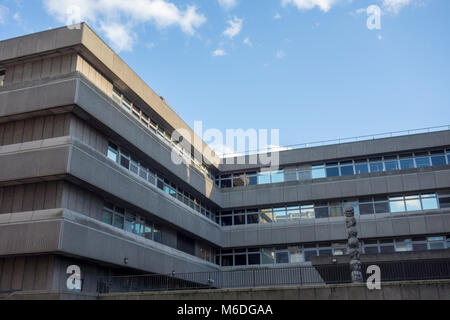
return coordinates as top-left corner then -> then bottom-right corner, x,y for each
247,211 -> 259,224
121,96 -> 132,111
120,151 -> 130,169
221,255 -> 233,267
374,198 -> 390,214
447,150 -> 450,164
369,158 -> 384,173
221,177 -> 232,189
260,209 -> 273,223
301,205 -> 315,219
257,172 -> 271,185
326,163 -> 340,177
384,156 -> 399,171
312,165 -> 326,179
314,206 -> 328,218
221,215 -> 233,226
233,214 -> 245,225
289,247 -> 303,263
389,196 -> 405,213
380,244 -> 395,253
107,143 -> 118,162
247,172 -> 258,186
113,213 -> 124,229
284,168 -> 297,182
415,153 -> 430,168
124,215 -> 135,233
0,70 -> 5,87
248,252 -> 261,265
271,170 -> 285,184
354,160 -> 369,175
234,254 -> 247,266
329,202 -> 343,217
102,210 -> 113,225
153,226 -> 161,242
364,246 -> 379,254
304,250 -> 317,262
112,88 -> 121,104
340,161 -> 354,176
275,251 -> 289,264
318,248 -> 333,257
404,195 -> 421,211
395,238 -> 412,252
428,236 -> 445,250
273,207 -> 287,222
399,154 -> 415,170
430,151 -> 446,166
359,202 -> 375,215
139,166 -> 148,180
421,194 -> 439,210
232,173 -> 245,187
130,158 -> 139,175
261,248 -> 275,264
287,206 -> 300,220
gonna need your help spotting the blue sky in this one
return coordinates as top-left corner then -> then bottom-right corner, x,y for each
1,0 -> 449,151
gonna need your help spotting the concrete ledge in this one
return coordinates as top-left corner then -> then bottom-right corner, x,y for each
98,279 -> 450,300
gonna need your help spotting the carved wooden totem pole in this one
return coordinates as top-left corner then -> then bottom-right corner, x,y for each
345,206 -> 363,283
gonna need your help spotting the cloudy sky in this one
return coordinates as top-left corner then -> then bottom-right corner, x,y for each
0,0 -> 449,149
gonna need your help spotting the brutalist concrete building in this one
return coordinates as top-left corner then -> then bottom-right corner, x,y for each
0,24 -> 450,298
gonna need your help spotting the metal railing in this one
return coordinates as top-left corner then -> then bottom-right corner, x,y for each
219,125 -> 450,157
97,259 -> 450,294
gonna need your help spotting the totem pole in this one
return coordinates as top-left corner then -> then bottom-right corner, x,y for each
345,206 -> 363,283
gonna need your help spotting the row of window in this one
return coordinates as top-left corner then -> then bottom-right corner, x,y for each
215,235 -> 450,266
219,192 -> 450,226
111,88 -> 214,180
102,202 -> 162,243
0,70 -> 5,87
215,149 -> 450,188
107,143 -> 219,224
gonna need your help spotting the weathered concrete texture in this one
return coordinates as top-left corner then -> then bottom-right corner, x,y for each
98,280 -> 450,300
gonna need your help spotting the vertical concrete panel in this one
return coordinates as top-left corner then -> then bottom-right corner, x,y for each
44,181 -> 57,209
32,183 -> 46,210
22,62 -> 33,82
53,114 -> 65,137
12,120 -> 25,144
55,181 -> 64,208
42,115 -> 55,139
31,60 -> 43,81
0,123 -> 4,146
50,56 -> 62,77
82,190 -> 91,216
0,257 -> 14,290
63,113 -> 71,136
22,118 -> 34,142
11,257 -> 26,290
32,116 -> 44,140
4,66 -> 14,85
0,187 -> 14,213
12,185 -> 25,212
34,255 -> 49,290
41,57 -> 52,79
22,183 -> 36,212
12,64 -> 24,84
2,122 -> 14,145
22,256 -> 37,291
60,54 -> 72,74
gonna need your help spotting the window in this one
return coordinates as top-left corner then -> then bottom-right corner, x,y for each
384,156 -> 399,171
102,209 -> 113,225
447,150 -> 450,164
359,198 -> 375,215
221,255 -> 233,267
234,251 -> 247,266
130,157 -> 139,175
332,243 -> 347,256
287,206 -> 300,220
107,143 -> 118,162
261,248 -> 275,264
421,194 -> 438,210
271,170 -> 285,184
122,96 -> 132,112
389,196 -> 406,213
300,205 -> 315,219
220,175 -> 232,188
412,237 -> 427,251
312,165 -> 326,179
246,209 -> 259,224
304,249 -> 318,262
369,158 -> 384,173
374,196 -> 389,213
354,159 -> 369,175
120,150 -> 130,169
284,168 -> 298,182
232,173 -> 245,187
395,238 -> 412,252
289,246 -> 303,263
415,152 -> 430,168
329,202 -> 343,217
275,249 -> 289,264
233,212 -> 246,225
260,208 -> 273,223
404,195 -> 421,211
379,240 -> 395,253
439,193 -> 450,208
112,88 -> 122,104
340,161 -> 354,176
247,172 -> 258,186
428,236 -> 445,250
314,205 -> 328,218
326,163 -> 340,177
257,172 -> 271,185
273,207 -> 287,222
399,154 -> 415,169
430,150 -> 446,166
221,212 -> 232,226
0,70 -> 5,86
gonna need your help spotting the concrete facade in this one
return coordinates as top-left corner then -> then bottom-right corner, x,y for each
0,24 -> 449,299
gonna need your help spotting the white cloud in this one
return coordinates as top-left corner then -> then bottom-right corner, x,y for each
0,5 -> 9,24
243,37 -> 252,47
274,13 -> 282,19
212,48 -> 226,56
281,0 -> 340,12
42,0 -> 206,51
381,0 -> 413,14
100,22 -> 134,52
218,0 -> 238,10
377,34 -> 383,40
276,50 -> 286,59
223,17 -> 243,39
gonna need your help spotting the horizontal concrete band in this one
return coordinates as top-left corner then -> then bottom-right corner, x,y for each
1,138 -> 450,248
0,208 -> 219,274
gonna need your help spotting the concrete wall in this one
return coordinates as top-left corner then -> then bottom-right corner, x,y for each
98,279 -> 450,300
